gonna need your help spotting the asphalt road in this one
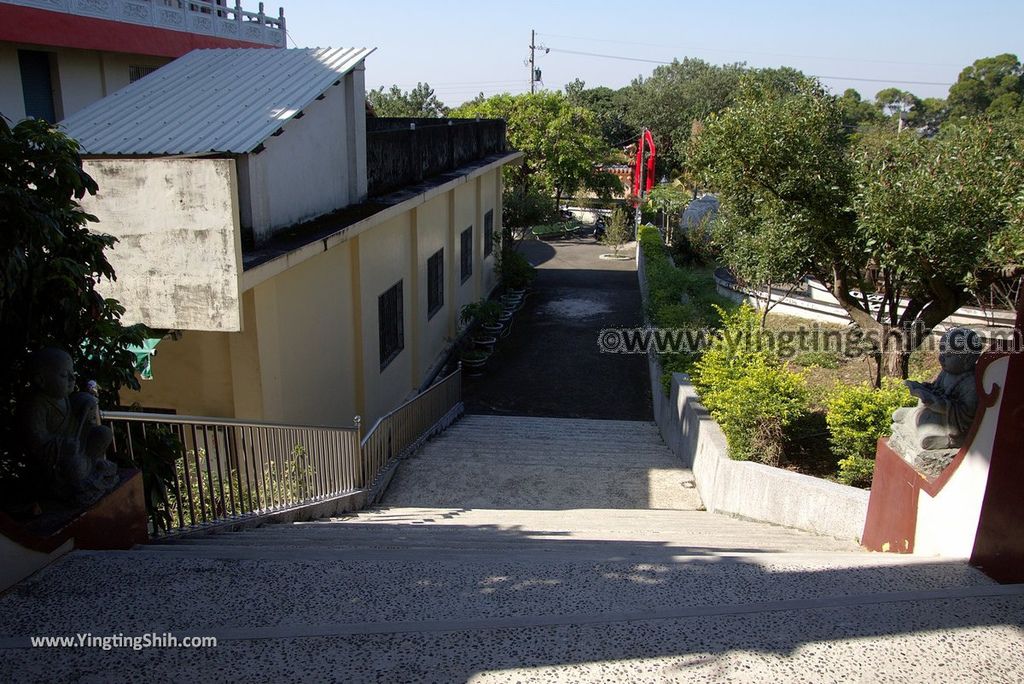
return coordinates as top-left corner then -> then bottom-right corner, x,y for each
463,236 -> 652,420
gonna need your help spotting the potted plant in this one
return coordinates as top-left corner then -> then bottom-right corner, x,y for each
460,348 -> 490,376
499,250 -> 536,294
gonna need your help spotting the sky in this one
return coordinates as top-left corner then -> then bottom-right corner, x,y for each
278,0 -> 1023,106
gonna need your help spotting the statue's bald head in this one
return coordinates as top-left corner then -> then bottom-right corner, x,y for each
939,327 -> 982,375
30,347 -> 75,399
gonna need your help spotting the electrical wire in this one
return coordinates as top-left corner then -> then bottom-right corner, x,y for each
536,31 -> 962,68
546,47 -> 953,87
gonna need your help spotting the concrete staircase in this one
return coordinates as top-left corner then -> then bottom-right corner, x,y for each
1,415 -> 1022,682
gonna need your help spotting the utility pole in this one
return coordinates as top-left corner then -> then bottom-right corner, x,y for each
529,29 -> 536,94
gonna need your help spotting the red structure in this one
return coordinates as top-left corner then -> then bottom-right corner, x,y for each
632,129 -> 656,199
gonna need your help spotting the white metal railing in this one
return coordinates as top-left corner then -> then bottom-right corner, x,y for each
102,366 -> 462,536
7,0 -> 287,47
360,366 -> 463,487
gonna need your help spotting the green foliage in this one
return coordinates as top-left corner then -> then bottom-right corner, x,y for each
530,221 -> 578,239
621,58 -> 747,172
836,455 -> 877,490
0,118 -> 147,492
602,208 -> 630,256
947,53 -> 1023,119
825,380 -> 915,467
793,350 -> 841,369
452,92 -> 618,204
693,304 -> 809,465
497,251 -> 537,290
460,299 -> 502,329
367,82 -> 448,118
637,225 -> 732,385
565,79 -> 635,150
503,185 -> 557,230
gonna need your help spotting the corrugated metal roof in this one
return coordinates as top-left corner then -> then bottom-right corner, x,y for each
62,47 -> 375,156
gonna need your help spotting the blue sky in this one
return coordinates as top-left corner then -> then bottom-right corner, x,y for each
279,0 -> 1022,106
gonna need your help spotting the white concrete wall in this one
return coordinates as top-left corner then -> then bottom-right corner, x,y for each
81,158 -> 243,331
913,356 -> 1006,557
237,68 -> 367,245
416,195 -> 454,378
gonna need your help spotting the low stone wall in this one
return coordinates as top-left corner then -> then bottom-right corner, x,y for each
638,236 -> 869,541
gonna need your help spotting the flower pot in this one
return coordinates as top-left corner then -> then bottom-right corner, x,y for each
473,335 -> 497,352
481,322 -> 503,336
460,351 -> 490,376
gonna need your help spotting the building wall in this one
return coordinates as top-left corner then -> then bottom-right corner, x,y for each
0,43 -> 170,122
122,331 -> 236,417
358,213 -> 415,426
237,68 -> 367,246
123,162 -> 504,429
415,194 -> 453,382
80,158 -> 243,332
251,242 -> 358,427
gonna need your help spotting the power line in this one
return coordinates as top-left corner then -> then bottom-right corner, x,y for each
546,47 -> 953,87
536,31 -> 961,69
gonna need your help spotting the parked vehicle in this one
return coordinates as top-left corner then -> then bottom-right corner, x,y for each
593,216 -> 606,241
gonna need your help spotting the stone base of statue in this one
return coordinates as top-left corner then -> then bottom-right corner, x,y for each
888,404 -> 962,480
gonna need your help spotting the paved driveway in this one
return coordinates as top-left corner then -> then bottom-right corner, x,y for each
463,237 -> 652,420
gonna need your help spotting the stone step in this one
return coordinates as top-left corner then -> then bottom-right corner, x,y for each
0,546 -> 1000,644
408,451 -> 684,470
382,461 -> 702,510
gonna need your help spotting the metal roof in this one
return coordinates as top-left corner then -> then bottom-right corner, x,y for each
61,47 -> 375,156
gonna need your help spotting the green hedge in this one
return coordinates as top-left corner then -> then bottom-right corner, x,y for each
825,380 -> 916,487
637,225 -> 732,390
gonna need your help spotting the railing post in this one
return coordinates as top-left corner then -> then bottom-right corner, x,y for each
235,1 -> 242,23
278,6 -> 285,32
258,2 -> 265,25
353,415 -> 363,487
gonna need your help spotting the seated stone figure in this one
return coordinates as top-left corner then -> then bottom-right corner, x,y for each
22,347 -> 118,506
889,327 -> 982,478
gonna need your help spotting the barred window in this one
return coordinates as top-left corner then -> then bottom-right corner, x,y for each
378,280 -> 404,371
129,65 -> 159,83
483,210 -> 494,257
460,227 -> 473,283
427,249 -> 444,319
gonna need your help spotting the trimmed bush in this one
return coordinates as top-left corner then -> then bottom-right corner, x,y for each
693,304 -> 809,465
825,379 -> 916,487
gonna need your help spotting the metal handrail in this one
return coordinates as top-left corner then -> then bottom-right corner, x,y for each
103,365 -> 462,536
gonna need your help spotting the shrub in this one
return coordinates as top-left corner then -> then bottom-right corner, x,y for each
693,304 -> 809,465
825,379 -> 916,487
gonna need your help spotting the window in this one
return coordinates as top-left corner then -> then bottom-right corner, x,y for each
129,65 -> 159,83
378,281 -> 404,370
460,227 -> 473,283
427,249 -> 444,319
18,50 -> 57,123
483,210 -> 494,257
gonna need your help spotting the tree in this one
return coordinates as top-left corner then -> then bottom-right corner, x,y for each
690,74 -> 1024,382
565,79 -> 635,151
947,53 -> 1023,119
366,82 -> 448,118
603,207 -> 630,257
1,118 -> 147,489
837,88 -> 884,135
620,58 -> 746,173
452,92 -> 618,208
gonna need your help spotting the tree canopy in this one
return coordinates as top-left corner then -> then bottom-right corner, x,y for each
948,53 -> 1023,119
366,82 -> 449,118
690,74 -> 1024,380
451,91 -> 618,208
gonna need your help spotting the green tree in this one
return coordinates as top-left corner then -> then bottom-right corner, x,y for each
367,82 -> 449,118
565,79 -> 635,151
837,88 -> 884,135
452,91 -> 618,209
1,118 -> 147,488
621,58 -> 746,173
947,53 -> 1023,119
690,75 -> 1024,382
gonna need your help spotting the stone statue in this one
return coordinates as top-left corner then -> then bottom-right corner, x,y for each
889,327 -> 982,478
22,347 -> 118,506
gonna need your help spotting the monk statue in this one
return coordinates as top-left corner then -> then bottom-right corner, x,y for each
888,327 -> 982,478
22,347 -> 118,506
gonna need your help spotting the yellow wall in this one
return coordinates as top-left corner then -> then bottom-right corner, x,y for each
252,242 -> 358,427
122,331 -> 235,417
358,212 -> 414,426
